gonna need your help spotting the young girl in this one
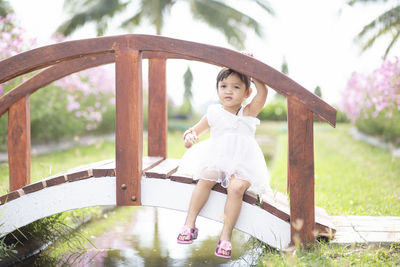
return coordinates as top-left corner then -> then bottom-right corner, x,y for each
176,67 -> 270,259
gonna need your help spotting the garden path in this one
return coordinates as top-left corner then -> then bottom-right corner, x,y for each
332,216 -> 400,244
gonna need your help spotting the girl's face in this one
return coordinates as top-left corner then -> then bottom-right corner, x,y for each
217,73 -> 250,111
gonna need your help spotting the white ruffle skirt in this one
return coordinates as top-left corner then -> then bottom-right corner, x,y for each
178,134 -> 270,194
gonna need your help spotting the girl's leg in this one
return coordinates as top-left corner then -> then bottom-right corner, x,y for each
220,177 -> 250,241
185,179 -> 217,228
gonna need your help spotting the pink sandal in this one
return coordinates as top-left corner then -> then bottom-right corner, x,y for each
177,226 -> 199,244
215,240 -> 232,258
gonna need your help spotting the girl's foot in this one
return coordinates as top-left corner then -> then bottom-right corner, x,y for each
177,225 -> 199,244
215,240 -> 232,258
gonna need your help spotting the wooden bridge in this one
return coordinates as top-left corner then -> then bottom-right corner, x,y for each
0,34 -> 337,249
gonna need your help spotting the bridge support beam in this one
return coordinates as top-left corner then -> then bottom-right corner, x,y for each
287,97 -> 315,245
148,58 -> 167,158
115,49 -> 143,206
8,96 -> 30,191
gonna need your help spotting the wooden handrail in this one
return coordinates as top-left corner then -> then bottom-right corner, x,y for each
0,34 -> 336,126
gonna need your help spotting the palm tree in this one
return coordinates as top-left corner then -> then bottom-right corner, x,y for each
57,0 -> 274,49
348,0 -> 400,57
0,0 -> 13,17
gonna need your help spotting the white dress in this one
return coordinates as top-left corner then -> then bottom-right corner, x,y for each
178,104 -> 270,194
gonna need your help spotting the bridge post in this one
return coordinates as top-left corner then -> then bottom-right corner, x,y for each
115,48 -> 143,206
287,97 -> 315,245
8,96 -> 31,191
148,58 -> 167,158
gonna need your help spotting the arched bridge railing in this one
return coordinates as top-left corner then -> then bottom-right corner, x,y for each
0,34 -> 336,245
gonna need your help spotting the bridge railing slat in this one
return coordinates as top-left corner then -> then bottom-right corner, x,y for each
148,58 -> 167,158
115,48 -> 143,206
8,96 -> 31,191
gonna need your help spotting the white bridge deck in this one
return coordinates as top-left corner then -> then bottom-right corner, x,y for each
2,158 -> 395,248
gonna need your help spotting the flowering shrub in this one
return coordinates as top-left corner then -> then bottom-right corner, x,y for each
341,57 -> 400,144
0,15 -> 115,148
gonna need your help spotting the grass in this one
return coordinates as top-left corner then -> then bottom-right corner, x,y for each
1,121 -> 400,265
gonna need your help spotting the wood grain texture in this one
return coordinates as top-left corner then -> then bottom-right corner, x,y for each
8,96 -> 30,191
287,97 -> 315,245
148,58 -> 167,158
115,48 -> 143,206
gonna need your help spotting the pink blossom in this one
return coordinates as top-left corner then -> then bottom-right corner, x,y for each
341,57 -> 400,122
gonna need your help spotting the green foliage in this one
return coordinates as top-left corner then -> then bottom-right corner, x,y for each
355,108 -> 400,146
335,107 -> 350,123
281,57 -> 289,75
314,85 -> 322,98
0,1 -> 12,17
0,236 -> 17,263
0,76 -> 115,151
258,98 -> 287,121
255,242 -> 400,266
30,85 -> 86,143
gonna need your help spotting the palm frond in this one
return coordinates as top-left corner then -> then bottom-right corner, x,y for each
190,0 -> 265,49
121,0 -> 175,34
57,0 -> 127,36
347,0 -> 390,6
253,0 -> 275,15
383,28 -> 400,57
356,5 -> 400,55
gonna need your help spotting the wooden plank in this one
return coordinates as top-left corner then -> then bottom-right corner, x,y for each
115,48 -> 143,206
8,96 -> 31,191
287,97 -> 315,245
22,181 -> 46,194
143,156 -> 164,172
169,172 -> 195,184
45,175 -> 68,187
144,158 -> 180,179
0,190 -> 23,205
148,58 -> 167,158
67,170 -> 93,182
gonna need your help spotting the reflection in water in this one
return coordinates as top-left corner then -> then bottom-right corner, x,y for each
24,207 -> 259,266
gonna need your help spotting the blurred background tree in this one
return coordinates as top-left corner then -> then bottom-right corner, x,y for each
348,0 -> 400,57
0,0 -> 12,17
314,85 -> 322,98
180,66 -> 194,116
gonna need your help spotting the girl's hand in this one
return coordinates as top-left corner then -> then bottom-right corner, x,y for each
242,51 -> 254,58
183,129 -> 198,148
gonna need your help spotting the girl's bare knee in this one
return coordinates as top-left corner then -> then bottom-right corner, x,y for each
227,179 -> 250,196
197,179 -> 217,190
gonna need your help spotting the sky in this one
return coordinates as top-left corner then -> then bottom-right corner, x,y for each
10,0 -> 398,111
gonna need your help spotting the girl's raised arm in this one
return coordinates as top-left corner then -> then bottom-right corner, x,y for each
244,79 -> 268,117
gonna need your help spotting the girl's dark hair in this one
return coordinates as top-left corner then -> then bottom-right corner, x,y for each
216,68 -> 251,90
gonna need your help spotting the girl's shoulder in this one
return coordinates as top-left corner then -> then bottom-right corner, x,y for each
206,104 -> 222,126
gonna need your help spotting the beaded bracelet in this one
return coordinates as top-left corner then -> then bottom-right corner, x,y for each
183,128 -> 195,140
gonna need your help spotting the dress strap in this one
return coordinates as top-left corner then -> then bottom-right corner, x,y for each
237,106 -> 244,116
